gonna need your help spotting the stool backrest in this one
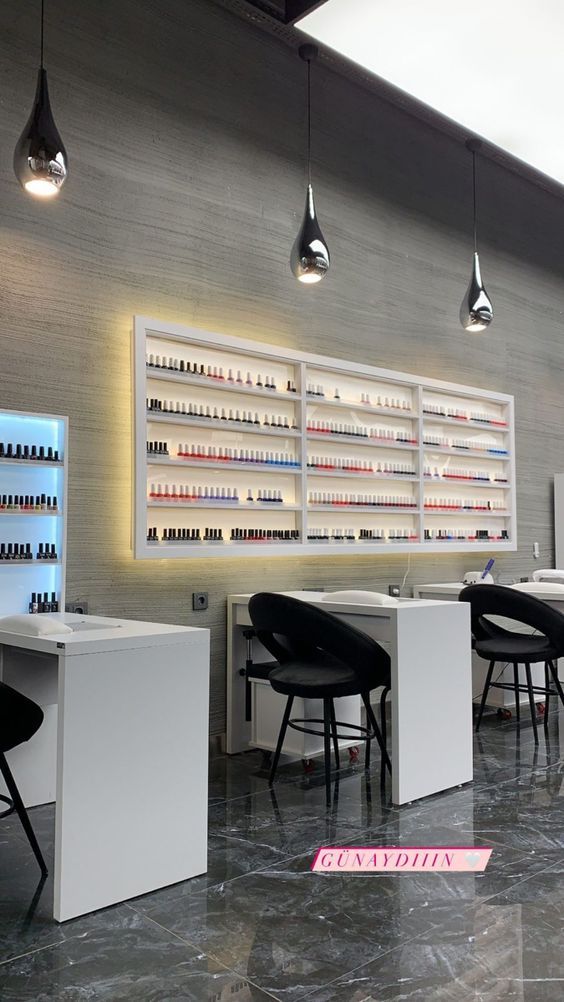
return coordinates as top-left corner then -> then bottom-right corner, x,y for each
0,680 -> 44,753
248,592 -> 390,690
459,584 -> 564,651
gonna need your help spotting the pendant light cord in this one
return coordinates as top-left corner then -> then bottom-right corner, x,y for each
40,0 -> 45,68
472,150 -> 477,253
306,55 -> 310,186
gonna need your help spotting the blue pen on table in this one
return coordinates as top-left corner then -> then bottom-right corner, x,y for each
481,558 -> 495,579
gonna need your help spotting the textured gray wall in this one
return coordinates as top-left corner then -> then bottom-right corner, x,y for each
0,0 -> 563,734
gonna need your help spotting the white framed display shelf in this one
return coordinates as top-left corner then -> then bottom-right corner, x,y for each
133,317 -> 516,558
0,409 -> 68,611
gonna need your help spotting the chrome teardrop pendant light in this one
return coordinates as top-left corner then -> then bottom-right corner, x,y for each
459,140 -> 493,332
290,44 -> 330,284
14,0 -> 68,198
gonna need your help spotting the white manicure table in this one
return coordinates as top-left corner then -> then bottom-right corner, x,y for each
227,591 -> 472,806
0,613 -> 209,922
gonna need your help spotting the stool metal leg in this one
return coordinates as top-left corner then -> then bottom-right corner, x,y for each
544,662 -> 550,730
329,700 -> 340,772
362,692 -> 391,774
513,663 -> 520,722
269,695 -> 294,787
380,686 -> 389,759
323,698 -> 332,807
524,663 -> 538,744
362,691 -> 372,773
0,753 -> 47,876
475,661 -> 495,732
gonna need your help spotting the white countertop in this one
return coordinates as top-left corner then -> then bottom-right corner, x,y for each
415,581 -> 564,600
229,590 -> 459,617
0,613 -> 208,656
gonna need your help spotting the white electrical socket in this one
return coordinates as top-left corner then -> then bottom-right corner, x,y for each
533,542 -> 540,559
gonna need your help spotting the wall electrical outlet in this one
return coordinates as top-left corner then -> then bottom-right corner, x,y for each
388,585 -> 401,597
192,592 -> 208,611
66,599 -> 88,615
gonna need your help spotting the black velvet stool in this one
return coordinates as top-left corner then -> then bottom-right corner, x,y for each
248,592 -> 391,804
459,584 -> 564,743
0,681 -> 47,874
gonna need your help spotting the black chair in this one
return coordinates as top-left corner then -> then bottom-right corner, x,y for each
459,584 -> 564,743
248,592 -> 391,804
0,681 -> 47,874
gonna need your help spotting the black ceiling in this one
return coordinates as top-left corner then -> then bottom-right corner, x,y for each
243,0 -> 327,24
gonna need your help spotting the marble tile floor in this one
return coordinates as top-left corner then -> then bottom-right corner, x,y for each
2,710 -> 564,1000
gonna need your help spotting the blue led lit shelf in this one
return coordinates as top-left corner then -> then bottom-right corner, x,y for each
0,407 -> 68,613
0,511 -> 62,517
0,560 -> 61,567
0,458 -> 64,468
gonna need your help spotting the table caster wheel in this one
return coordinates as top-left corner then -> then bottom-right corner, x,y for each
497,708 -> 512,720
536,702 -> 546,715
302,758 -> 315,774
348,746 -> 360,763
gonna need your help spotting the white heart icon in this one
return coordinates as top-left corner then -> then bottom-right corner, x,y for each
465,851 -> 482,867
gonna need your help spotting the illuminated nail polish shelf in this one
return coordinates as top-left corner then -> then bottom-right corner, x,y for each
133,318 -> 516,557
0,410 -> 67,613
